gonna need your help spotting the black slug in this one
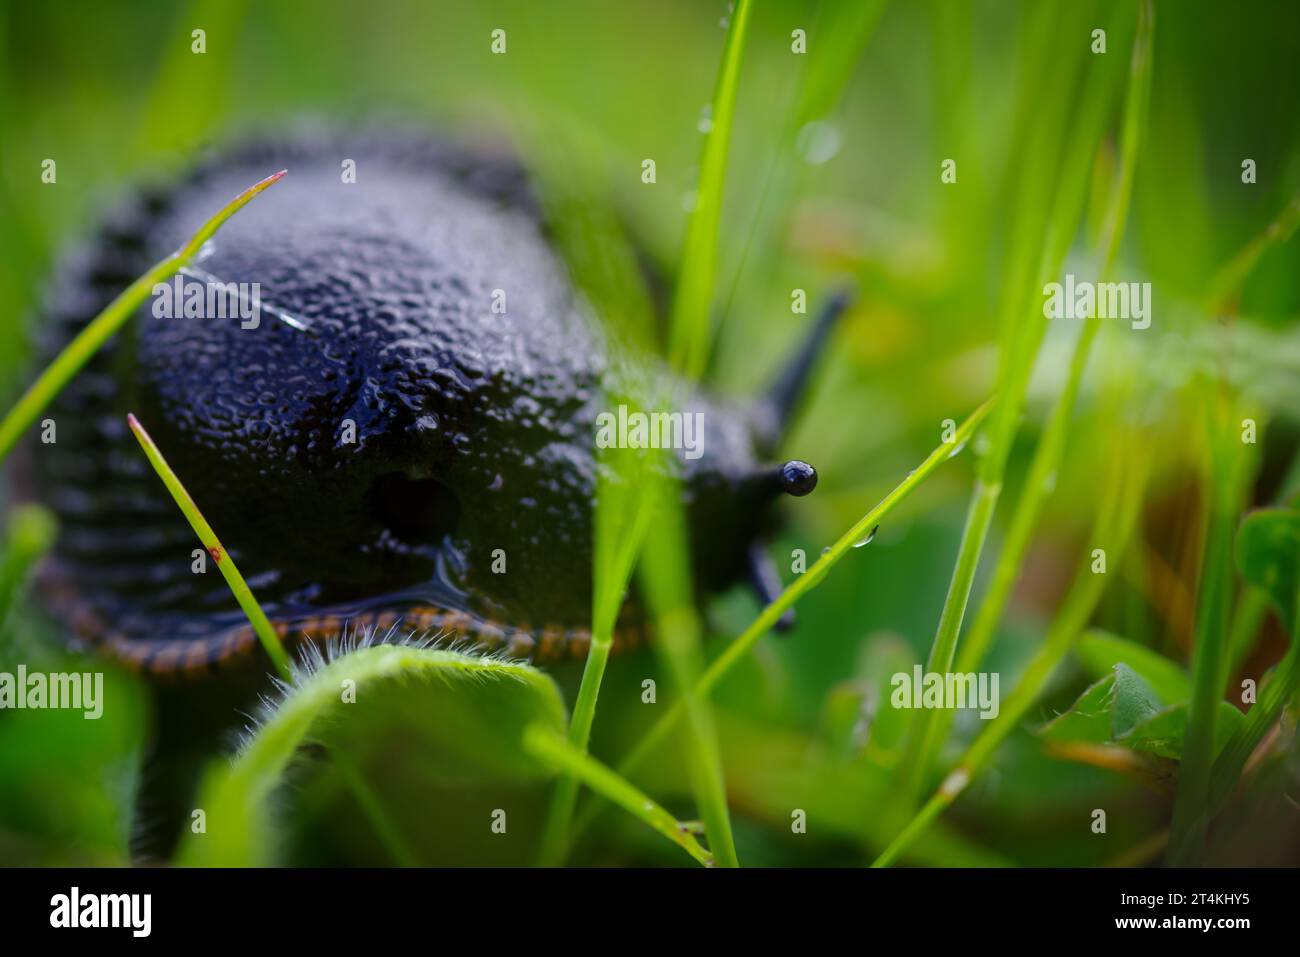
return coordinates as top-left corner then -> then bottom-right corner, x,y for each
34,132 -> 845,678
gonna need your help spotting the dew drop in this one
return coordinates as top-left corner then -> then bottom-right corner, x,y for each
945,434 -> 971,459
796,121 -> 842,165
697,104 -> 713,134
852,524 -> 880,548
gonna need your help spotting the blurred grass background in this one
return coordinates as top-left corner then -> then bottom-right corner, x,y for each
1,0 -> 1299,866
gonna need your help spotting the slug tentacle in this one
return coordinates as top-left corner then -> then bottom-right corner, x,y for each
757,286 -> 855,453
746,540 -> 796,631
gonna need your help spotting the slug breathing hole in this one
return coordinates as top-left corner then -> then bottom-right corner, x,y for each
368,473 -> 461,544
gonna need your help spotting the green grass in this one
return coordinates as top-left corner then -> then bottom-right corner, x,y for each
875,422 -> 1151,867
955,0 -> 1153,680
879,2 -> 1164,863
126,413 -> 292,679
1166,386 -> 1253,864
4,0 -> 1300,869
637,466 -> 739,866
537,424 -> 658,864
0,169 -> 285,463
896,0 -> 1130,800
668,0 -> 753,380
525,723 -> 714,866
543,0 -> 758,865
572,397 -> 993,841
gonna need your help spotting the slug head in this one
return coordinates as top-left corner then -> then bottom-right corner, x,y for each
671,287 -> 852,621
672,393 -> 820,611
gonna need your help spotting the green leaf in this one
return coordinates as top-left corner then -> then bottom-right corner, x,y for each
1039,673 -> 1116,747
1039,662 -> 1244,765
1076,629 -> 1191,705
1039,664 -> 1162,746
1234,507 -> 1300,636
1122,701 -> 1244,761
176,642 -> 566,866
1111,663 -> 1164,737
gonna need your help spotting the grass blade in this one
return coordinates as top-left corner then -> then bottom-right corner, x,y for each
328,744 -> 419,868
568,398 -> 994,840
626,398 -> 992,769
537,411 -> 658,865
898,0 -> 1135,798
1166,388 -> 1255,865
1209,638 -> 1300,816
126,413 -> 292,679
875,426 -> 1150,867
1203,188 -> 1300,315
668,0 -> 753,380
0,169 -> 286,464
952,0 -> 1153,685
638,471 -> 739,866
524,724 -> 713,867
540,2 -> 755,859
718,0 -> 886,330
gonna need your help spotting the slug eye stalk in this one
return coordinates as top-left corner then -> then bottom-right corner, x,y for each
734,462 -> 819,632
756,285 -> 855,454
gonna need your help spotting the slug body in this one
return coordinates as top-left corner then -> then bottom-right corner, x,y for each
35,133 -> 839,677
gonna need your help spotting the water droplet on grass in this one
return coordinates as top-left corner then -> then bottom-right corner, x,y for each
697,104 -> 713,134
852,524 -> 880,548
796,121 -> 842,165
